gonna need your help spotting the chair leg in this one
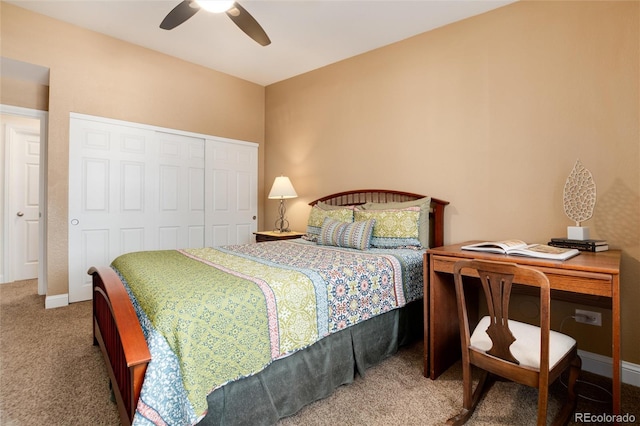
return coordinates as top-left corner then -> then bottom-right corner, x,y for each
446,371 -> 493,426
537,384 -> 549,426
567,356 -> 582,406
552,355 -> 582,426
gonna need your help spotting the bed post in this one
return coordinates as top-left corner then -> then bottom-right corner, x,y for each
430,198 -> 448,248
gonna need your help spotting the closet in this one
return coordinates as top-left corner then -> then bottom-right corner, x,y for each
68,114 -> 257,302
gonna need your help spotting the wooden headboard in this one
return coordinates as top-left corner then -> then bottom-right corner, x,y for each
309,189 -> 449,248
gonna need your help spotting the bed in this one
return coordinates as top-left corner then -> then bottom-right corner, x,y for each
89,189 -> 448,426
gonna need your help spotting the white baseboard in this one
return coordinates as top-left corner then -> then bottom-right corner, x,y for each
45,293 -> 69,309
579,349 -> 640,387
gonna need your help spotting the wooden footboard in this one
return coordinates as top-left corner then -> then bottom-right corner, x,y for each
89,266 -> 151,426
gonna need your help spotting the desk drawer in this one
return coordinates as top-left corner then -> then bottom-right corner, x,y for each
431,256 -> 458,274
430,255 -> 613,298
538,267 -> 613,297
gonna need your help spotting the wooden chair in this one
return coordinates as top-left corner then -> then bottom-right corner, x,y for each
447,260 -> 581,426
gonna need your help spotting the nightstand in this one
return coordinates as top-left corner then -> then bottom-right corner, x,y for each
253,230 -> 305,242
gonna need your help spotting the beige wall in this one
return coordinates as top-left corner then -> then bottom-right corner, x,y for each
1,3 -> 266,296
0,77 -> 49,111
265,1 -> 639,363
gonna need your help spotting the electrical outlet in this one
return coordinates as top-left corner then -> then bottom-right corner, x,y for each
575,309 -> 602,326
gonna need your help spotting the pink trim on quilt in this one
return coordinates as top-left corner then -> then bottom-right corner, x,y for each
137,399 -> 169,426
177,250 -> 280,359
379,253 -> 405,307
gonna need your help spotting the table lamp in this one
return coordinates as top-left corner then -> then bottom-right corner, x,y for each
268,176 -> 298,232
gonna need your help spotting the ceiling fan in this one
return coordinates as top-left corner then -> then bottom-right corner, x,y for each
160,0 -> 271,46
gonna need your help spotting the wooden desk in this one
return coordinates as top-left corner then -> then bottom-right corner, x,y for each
424,241 -> 622,413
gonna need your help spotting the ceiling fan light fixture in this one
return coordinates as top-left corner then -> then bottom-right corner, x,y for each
195,0 -> 235,13
163,0 -> 270,46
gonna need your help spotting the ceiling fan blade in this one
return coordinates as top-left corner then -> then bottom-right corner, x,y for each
160,0 -> 199,30
226,2 -> 271,46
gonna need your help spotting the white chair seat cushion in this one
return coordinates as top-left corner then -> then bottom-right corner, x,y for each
470,316 -> 576,369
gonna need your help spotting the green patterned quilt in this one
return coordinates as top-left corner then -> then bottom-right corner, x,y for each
111,241 -> 424,424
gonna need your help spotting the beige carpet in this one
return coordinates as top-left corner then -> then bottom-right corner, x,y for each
1,280 -> 637,425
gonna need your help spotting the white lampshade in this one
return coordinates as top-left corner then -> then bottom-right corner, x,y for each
268,176 -> 298,199
196,1 -> 235,13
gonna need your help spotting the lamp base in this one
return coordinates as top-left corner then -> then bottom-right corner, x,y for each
273,222 -> 290,233
567,226 -> 590,240
274,199 -> 290,232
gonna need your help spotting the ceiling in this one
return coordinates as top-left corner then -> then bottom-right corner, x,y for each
7,0 -> 515,86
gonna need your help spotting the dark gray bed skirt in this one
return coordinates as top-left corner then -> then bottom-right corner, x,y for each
201,300 -> 424,426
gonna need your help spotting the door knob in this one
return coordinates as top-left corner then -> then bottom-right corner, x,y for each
16,211 -> 24,217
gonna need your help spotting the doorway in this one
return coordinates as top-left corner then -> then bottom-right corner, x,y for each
1,106 -> 48,295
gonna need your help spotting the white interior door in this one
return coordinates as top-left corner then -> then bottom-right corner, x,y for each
7,123 -> 40,281
206,140 -> 257,246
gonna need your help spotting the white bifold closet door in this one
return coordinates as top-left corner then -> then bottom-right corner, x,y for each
206,140 -> 258,246
68,115 -> 257,302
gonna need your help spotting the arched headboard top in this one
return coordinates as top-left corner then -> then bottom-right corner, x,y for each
308,189 -> 449,248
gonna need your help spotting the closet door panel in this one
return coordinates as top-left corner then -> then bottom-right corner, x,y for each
82,229 -> 110,273
83,158 -> 109,211
121,162 -> 145,211
155,132 -> 205,250
206,140 -> 257,246
158,226 -> 180,250
189,225 -> 205,248
120,227 -> 145,254
211,224 -> 231,246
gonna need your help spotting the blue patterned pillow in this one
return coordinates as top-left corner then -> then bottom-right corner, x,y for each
304,205 -> 355,242
318,217 -> 376,250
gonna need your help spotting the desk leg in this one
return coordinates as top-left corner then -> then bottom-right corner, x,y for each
428,256 -> 462,379
423,254 -> 430,377
612,274 -> 621,415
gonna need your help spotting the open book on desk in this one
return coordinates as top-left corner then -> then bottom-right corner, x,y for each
461,239 -> 580,261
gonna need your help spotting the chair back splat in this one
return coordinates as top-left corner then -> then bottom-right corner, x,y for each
478,269 -> 519,364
